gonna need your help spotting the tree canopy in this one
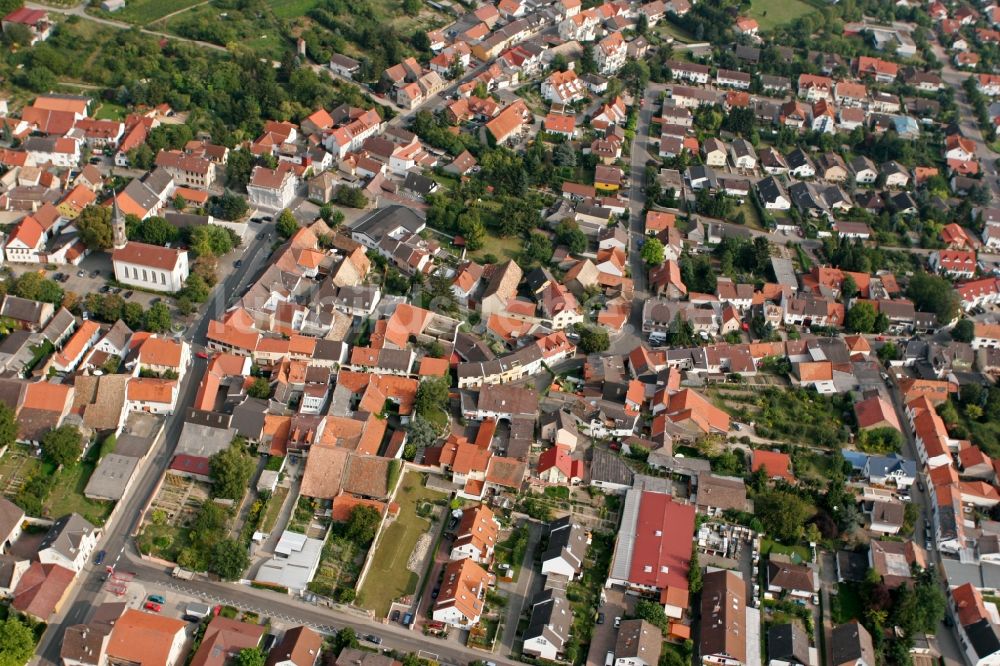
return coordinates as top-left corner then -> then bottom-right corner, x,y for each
345,505 -> 381,545
210,538 -> 249,581
276,209 -> 300,239
41,425 -> 83,468
907,272 -> 959,324
952,319 -> 975,343
210,440 -> 255,500
641,238 -> 665,266
415,376 -> 450,417
76,205 -> 114,250
0,616 -> 36,666
754,489 -> 814,542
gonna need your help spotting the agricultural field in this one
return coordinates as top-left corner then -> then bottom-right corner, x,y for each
356,472 -> 447,617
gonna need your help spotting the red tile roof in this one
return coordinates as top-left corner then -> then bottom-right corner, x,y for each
627,492 -> 694,592
751,450 -> 794,482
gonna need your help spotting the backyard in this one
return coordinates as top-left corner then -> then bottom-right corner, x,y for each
0,445 -> 112,526
308,534 -> 362,603
260,486 -> 289,534
830,582 -> 864,624
44,460 -> 114,527
709,386 -> 852,449
356,472 -> 447,617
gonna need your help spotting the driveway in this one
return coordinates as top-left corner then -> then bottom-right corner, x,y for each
498,518 -> 543,654
584,588 -> 631,666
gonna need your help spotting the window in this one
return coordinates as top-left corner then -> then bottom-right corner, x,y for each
142,269 -> 147,282
161,272 -> 166,285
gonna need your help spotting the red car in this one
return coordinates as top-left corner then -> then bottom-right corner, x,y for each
144,601 -> 162,612
195,352 -> 208,359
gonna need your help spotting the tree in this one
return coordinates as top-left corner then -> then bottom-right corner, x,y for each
210,441 -> 255,500
122,302 -> 145,330
247,377 -> 271,399
276,209 -> 300,239
873,312 -> 889,334
0,404 -> 15,450
334,185 -> 368,208
212,192 -> 249,221
415,376 -> 450,417
877,341 -> 900,365
0,616 -> 36,666
633,599 -> 668,632
641,238 -> 665,266
332,628 -> 359,655
127,216 -> 179,246
953,318 -> 975,343
403,0 -> 422,14
688,548 -> 702,593
907,272 -> 959,325
210,538 -> 249,580
553,142 -> 577,167
576,324 -> 610,353
841,274 -> 858,300
345,505 -> 381,545
144,302 -> 171,333
754,489 -> 814,542
174,194 -> 188,211
41,425 -> 84,468
523,232 -> 553,264
13,272 -> 63,305
846,300 -> 877,333
407,417 -> 440,449
76,205 -> 114,250
181,274 -> 211,303
555,220 -> 587,254
236,649 -> 266,666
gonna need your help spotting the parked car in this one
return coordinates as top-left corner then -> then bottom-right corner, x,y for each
148,594 -> 166,605
234,260 -> 243,268
614,616 -> 621,628
144,602 -> 162,612
123,291 -> 134,299
262,634 -> 278,651
402,613 -> 413,626
917,480 -> 926,492
196,352 -> 208,359
811,594 -> 819,605
365,635 -> 381,645
90,270 -> 100,278
77,270 -> 86,277
596,612 -> 605,624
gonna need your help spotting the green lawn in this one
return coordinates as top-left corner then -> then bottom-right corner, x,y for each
469,233 -> 523,262
266,0 -> 320,18
747,0 -> 817,31
357,472 -> 446,617
44,461 -> 114,527
762,539 -> 810,564
655,19 -> 694,43
94,102 -> 127,121
260,486 -> 289,534
831,582 -> 864,624
105,0 -> 206,24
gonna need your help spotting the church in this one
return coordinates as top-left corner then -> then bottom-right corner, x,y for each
109,200 -> 189,293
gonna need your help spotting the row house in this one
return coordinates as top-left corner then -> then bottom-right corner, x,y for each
667,60 -> 711,85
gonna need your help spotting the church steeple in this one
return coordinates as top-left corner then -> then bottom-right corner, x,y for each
112,189 -> 127,249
